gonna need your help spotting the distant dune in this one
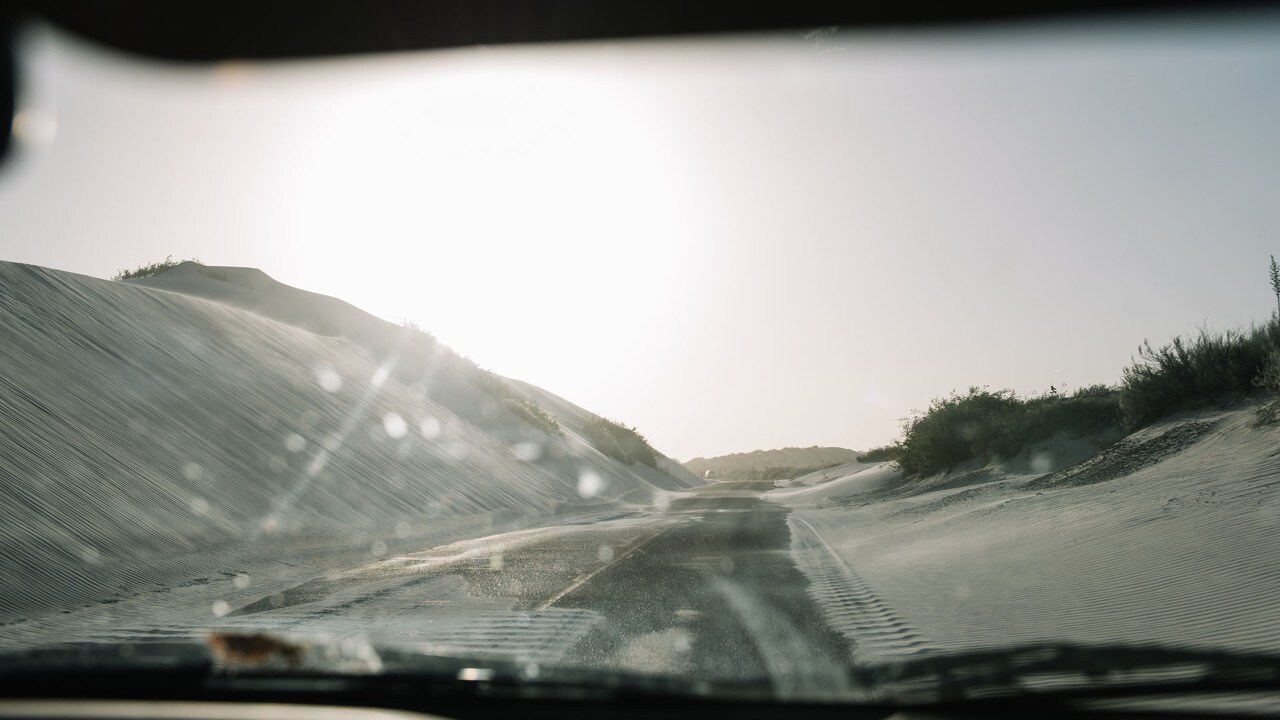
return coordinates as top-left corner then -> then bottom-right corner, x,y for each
0,261 -> 698,622
684,446 -> 859,481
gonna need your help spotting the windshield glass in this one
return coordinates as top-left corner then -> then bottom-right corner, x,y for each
2,7 -> 1279,712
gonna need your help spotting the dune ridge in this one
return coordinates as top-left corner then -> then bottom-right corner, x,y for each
0,261 -> 696,623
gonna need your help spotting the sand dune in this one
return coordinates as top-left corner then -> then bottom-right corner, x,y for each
774,404 -> 1280,660
0,261 -> 696,623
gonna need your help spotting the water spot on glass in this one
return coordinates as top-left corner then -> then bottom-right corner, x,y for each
12,108 -> 58,147
598,545 -> 615,563
371,366 -> 390,387
308,453 -> 330,476
422,415 -> 442,438
261,516 -> 279,533
315,366 -> 343,393
79,547 -> 101,564
182,462 -> 203,482
522,663 -> 540,679
457,667 -> 495,682
1030,451 -> 1055,475
269,455 -> 287,472
284,434 -> 306,453
511,442 -> 541,462
395,522 -> 411,538
672,628 -> 693,653
371,540 -> 388,557
323,433 -> 343,451
577,470 -> 603,499
652,491 -> 671,511
232,574 -> 251,589
489,553 -> 504,571
211,600 -> 230,617
440,441 -> 466,460
307,451 -> 329,477
383,413 -> 408,439
517,613 -> 530,627
189,497 -> 210,516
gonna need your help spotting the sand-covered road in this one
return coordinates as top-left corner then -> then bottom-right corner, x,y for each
221,481 -> 856,694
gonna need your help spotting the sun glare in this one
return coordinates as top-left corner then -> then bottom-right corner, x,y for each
268,49 -> 701,385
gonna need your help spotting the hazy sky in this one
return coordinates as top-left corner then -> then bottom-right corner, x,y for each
3,12 -> 1279,461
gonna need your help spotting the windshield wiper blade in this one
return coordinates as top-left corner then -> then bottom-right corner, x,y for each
852,642 -> 1280,705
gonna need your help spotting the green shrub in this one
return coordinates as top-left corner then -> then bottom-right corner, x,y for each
856,445 -> 902,463
1119,318 -> 1280,429
1269,255 -> 1280,315
506,398 -> 562,437
464,368 -> 562,436
1258,349 -> 1280,395
398,319 -> 439,345
583,416 -> 658,468
896,386 -> 1121,477
471,369 -> 509,396
1254,348 -> 1280,425
112,255 -> 200,281
713,464 -> 848,482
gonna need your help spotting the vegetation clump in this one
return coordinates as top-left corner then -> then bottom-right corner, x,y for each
856,444 -> 902,463
1118,318 -> 1280,429
893,257 -> 1280,476
112,255 -> 200,281
468,370 -> 562,437
584,416 -> 658,468
506,398 -> 563,437
895,386 -> 1122,477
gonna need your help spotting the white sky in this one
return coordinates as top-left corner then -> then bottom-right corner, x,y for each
3,13 -> 1280,462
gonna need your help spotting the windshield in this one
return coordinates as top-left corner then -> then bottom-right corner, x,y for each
2,7 -> 1279,715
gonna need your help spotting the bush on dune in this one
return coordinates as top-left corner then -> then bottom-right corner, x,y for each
1119,317 -> 1280,429
112,255 -> 201,281
895,386 -> 1122,477
1251,344 -> 1280,426
507,398 -> 563,437
856,444 -> 903,463
583,416 -> 659,468
468,369 -> 563,437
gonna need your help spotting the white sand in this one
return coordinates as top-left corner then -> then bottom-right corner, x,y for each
0,261 -> 697,630
773,405 -> 1280,663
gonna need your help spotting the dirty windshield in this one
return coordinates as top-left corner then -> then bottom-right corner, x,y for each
1,7 -> 1279,713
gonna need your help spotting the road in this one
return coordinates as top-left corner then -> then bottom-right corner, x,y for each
227,480 -> 856,694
